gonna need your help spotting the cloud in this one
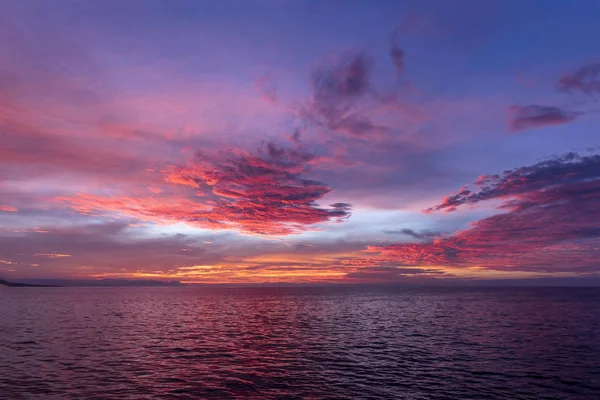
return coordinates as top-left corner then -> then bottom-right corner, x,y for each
0,218 -> 378,282
34,253 -> 72,259
62,140 -> 352,235
383,228 -> 440,240
254,74 -> 278,105
390,29 -> 405,76
330,114 -> 390,137
0,120 -> 151,183
302,51 -> 393,138
366,152 -> 600,273
426,152 -> 600,212
506,63 -> 600,134
508,105 -> 578,131
557,63 -> 600,95
312,51 -> 372,102
0,220 -> 226,279
308,51 -> 371,128
0,14 -> 291,187
165,141 -> 352,234
59,194 -> 212,223
5,11 -> 598,284
345,266 -> 447,282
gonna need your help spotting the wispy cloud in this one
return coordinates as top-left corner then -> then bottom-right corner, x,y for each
34,253 -> 72,259
303,51 -> 381,138
345,266 -> 447,282
557,63 -> 600,95
389,28 -> 405,76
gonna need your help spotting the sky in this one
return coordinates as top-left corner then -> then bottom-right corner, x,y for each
2,0 -> 600,284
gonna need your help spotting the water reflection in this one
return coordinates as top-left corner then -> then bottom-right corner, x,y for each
1,286 -> 599,399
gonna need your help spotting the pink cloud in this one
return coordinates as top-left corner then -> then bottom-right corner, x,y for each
363,152 -> 600,273
61,140 -> 352,235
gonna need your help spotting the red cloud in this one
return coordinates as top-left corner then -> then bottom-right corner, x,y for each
58,194 -> 216,225
61,140 -> 351,235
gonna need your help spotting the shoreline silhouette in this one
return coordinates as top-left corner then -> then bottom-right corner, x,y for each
0,278 -> 61,287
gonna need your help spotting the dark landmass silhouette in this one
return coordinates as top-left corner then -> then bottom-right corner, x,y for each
10,278 -> 185,287
0,278 -> 61,287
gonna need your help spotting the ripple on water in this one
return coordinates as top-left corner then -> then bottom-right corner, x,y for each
0,286 -> 599,399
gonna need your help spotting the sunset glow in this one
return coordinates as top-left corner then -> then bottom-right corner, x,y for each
2,0 -> 600,285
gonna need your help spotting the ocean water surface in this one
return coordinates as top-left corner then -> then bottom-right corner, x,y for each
1,286 -> 599,399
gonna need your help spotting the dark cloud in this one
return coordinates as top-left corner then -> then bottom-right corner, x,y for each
426,152 -> 600,212
390,29 -> 405,76
383,229 -> 440,240
508,105 -> 578,132
312,51 -> 372,102
301,51 -> 397,138
366,152 -> 600,273
557,63 -> 600,95
305,51 -> 380,137
330,202 -> 353,212
294,28 -> 417,140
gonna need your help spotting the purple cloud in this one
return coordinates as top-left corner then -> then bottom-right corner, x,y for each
426,152 -> 600,212
383,229 -> 441,240
557,63 -> 600,95
390,29 -> 405,76
508,105 -> 579,131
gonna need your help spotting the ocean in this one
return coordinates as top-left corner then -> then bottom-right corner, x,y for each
1,286 -> 599,399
